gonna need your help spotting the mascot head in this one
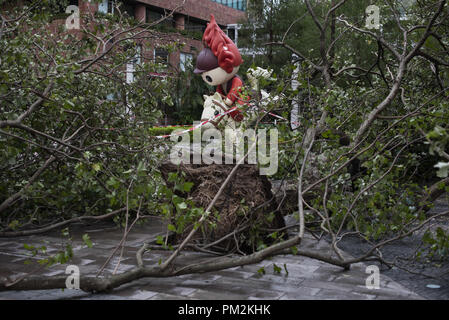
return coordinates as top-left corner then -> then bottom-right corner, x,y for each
194,15 -> 243,86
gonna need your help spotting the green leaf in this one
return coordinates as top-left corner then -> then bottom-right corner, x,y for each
283,263 -> 289,275
273,263 -> 282,274
177,202 -> 187,210
290,246 -> 298,255
24,243 -> 34,251
8,220 -> 19,230
156,235 -> 164,245
61,228 -> 70,237
82,234 -> 93,248
168,172 -> 178,182
182,182 -> 194,192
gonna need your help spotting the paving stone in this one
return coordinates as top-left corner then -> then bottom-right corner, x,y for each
76,258 -> 96,266
314,289 -> 377,300
138,283 -> 198,297
278,287 -> 322,299
11,255 -> 28,265
270,254 -> 325,265
188,289 -> 247,300
52,290 -> 91,300
182,275 -> 300,299
249,273 -> 304,285
260,262 -> 321,277
151,292 -> 197,300
0,289 -> 87,300
215,269 -> 255,280
333,272 -> 376,286
180,273 -> 223,282
112,289 -> 159,300
299,268 -> 339,282
42,269 -> 65,277
248,289 -> 285,300
0,242 -> 11,248
384,280 -> 412,291
353,285 -> 423,298
233,262 -> 277,274
181,279 -> 263,298
0,290 -> 46,300
249,278 -> 309,295
79,294 -> 125,300
78,264 -> 103,275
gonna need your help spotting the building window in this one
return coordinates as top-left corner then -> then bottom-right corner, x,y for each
154,47 -> 169,65
98,0 -> 115,14
146,8 -> 174,27
179,52 -> 193,72
134,45 -> 142,65
121,2 -> 135,19
227,24 -> 238,46
98,0 -> 108,14
184,19 -> 206,33
98,1 -> 134,18
126,45 -> 142,84
211,0 -> 246,11
56,0 -> 79,13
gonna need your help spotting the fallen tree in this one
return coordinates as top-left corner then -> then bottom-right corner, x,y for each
1,0 -> 449,293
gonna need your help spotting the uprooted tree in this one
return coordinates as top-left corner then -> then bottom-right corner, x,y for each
1,0 -> 449,292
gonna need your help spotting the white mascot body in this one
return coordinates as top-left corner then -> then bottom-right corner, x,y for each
200,67 -> 280,133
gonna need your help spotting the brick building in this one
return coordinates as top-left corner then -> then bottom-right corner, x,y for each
70,0 -> 247,75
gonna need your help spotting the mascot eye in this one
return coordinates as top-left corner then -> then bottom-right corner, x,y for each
206,75 -> 212,83
214,110 -> 219,116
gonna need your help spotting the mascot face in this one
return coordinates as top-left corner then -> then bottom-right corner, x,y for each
201,66 -> 239,86
194,15 -> 243,86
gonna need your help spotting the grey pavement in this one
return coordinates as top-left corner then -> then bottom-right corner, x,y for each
0,216 -> 423,300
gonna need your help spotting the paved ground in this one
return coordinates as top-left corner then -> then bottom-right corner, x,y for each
0,216 -> 424,300
336,194 -> 449,300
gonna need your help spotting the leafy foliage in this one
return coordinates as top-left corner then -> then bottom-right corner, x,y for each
242,0 -> 449,264
0,1 -> 185,232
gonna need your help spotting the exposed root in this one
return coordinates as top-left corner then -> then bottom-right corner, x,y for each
160,162 -> 285,253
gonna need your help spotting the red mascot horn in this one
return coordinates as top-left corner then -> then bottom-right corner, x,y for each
202,15 -> 243,74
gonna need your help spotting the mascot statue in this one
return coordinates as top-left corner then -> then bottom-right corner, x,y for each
194,14 -> 247,123
194,15 -> 282,138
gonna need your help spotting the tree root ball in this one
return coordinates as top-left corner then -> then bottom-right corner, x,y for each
159,162 -> 286,253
